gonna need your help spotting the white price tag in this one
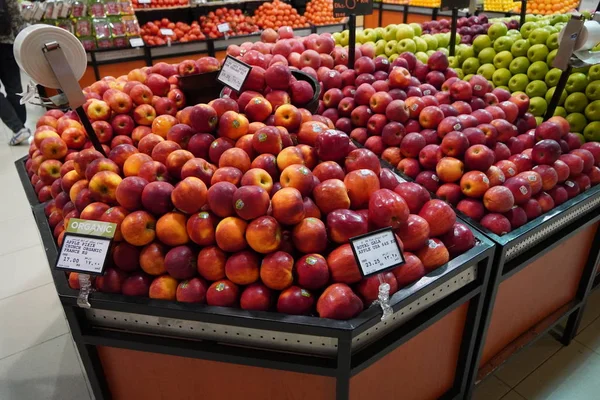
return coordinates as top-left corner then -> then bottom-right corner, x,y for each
129,37 -> 144,47
217,55 -> 252,93
139,0 -> 151,3
55,234 -> 112,275
218,23 -> 230,33
160,28 -> 174,36
350,228 -> 405,277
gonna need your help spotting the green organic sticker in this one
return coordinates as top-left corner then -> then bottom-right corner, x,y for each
301,289 -> 311,297
216,282 -> 225,291
258,133 -> 267,142
306,256 -> 317,265
66,218 -> 116,239
235,199 -> 245,210
198,212 -> 209,219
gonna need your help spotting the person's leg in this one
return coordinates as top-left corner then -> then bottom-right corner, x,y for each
0,43 -> 27,125
0,44 -> 30,145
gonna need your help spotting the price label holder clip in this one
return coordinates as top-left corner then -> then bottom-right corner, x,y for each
55,218 -> 116,308
218,22 -> 231,40
350,227 -> 405,320
217,55 -> 252,93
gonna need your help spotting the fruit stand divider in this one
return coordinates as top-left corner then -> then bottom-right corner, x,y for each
18,156 -> 496,400
379,157 -> 600,396
15,157 -> 41,207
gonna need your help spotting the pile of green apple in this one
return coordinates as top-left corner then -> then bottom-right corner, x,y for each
333,23 -> 458,64
451,14 -> 600,141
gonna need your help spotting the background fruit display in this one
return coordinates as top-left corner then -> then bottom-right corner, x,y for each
132,0 -> 188,9
512,0 -> 579,15
199,8 -> 260,38
316,48 -> 600,235
253,0 -> 310,30
140,19 -> 206,45
484,0 -> 517,12
27,40 -> 479,320
304,0 -> 346,26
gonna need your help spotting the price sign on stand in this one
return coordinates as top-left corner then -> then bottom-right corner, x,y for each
55,218 -> 116,275
138,0 -> 151,3
349,228 -> 405,277
333,0 -> 373,18
160,28 -> 174,36
217,55 -> 252,92
129,37 -> 144,47
440,0 -> 469,9
218,23 -> 231,33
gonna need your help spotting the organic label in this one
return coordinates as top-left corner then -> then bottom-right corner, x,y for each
66,218 -> 116,239
432,174 -> 439,182
306,256 -> 317,265
508,168 -> 515,176
565,180 -> 575,187
519,186 -> 528,195
235,199 -> 245,209
258,133 -> 267,142
301,289 -> 311,297
453,123 -> 461,131
216,283 -> 225,291
483,176 -> 489,184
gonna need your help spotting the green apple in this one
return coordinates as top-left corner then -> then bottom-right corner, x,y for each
527,61 -> 549,81
462,57 -> 481,75
545,87 -> 567,106
527,44 -> 549,62
338,31 -> 349,46
565,92 -> 589,113
546,33 -> 559,50
566,72 -> 588,93
497,85 -> 510,91
355,29 -> 370,44
478,47 -> 496,64
545,68 -> 563,87
421,34 -> 438,51
415,52 -> 429,64
410,23 -> 422,37
528,97 -> 548,117
525,15 -> 538,23
586,80 -> 600,101
453,68 -> 464,79
526,81 -> 548,98
414,37 -> 427,53
396,38 -> 416,54
383,25 -> 398,41
436,47 -> 450,56
507,29 -> 521,37
520,22 -> 537,39
546,49 -> 558,67
528,28 -> 550,45
457,46 -> 475,65
585,100 -> 600,121
488,22 -> 508,41
396,24 -> 415,40
473,35 -> 492,54
493,36 -> 515,53
464,74 -> 474,81
332,32 -> 341,45
435,33 -> 450,49
426,50 -> 435,56
567,113 -> 588,133
508,73 -> 530,92
374,39 -> 387,56
493,51 -> 513,69
584,121 -> 600,141
455,33 -> 462,45
389,53 -> 399,63
492,68 -> 512,87
535,117 -> 544,125
511,39 -> 531,58
384,40 -> 398,57
448,56 -> 459,68
574,66 -> 590,75
374,27 -> 385,40
478,64 -> 496,80
553,106 -> 567,117
509,57 -> 530,75
589,65 -> 600,81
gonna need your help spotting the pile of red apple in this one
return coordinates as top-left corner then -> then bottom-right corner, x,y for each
199,8 -> 260,39
140,19 -> 206,46
25,52 -> 477,320
317,50 -> 600,235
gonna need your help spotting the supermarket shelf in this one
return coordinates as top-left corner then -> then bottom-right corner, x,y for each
133,0 -> 266,11
133,4 -> 192,11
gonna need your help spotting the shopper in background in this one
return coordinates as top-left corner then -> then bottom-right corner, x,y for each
0,0 -> 29,145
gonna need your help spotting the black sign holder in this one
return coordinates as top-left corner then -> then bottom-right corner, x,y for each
449,7 -> 459,57
349,14 -> 357,68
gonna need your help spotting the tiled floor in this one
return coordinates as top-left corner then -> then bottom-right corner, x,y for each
3,75 -> 600,400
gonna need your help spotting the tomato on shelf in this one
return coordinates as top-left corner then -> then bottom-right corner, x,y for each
304,0 -> 345,26
199,7 -> 260,39
253,0 -> 309,30
140,18 -> 206,46
132,0 -> 189,9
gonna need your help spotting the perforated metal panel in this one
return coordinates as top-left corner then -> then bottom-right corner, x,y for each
85,265 -> 477,357
505,194 -> 600,261
351,265 -> 477,351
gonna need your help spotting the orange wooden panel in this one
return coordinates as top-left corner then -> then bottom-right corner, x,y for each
364,11 -> 380,29
98,346 -> 336,400
480,222 -> 599,367
350,302 -> 469,400
80,66 -> 100,88
215,50 -> 228,61
381,10 -> 404,27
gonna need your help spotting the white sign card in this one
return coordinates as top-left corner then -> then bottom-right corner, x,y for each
129,37 -> 144,47
138,0 -> 151,4
55,233 -> 112,275
218,23 -> 231,33
160,28 -> 174,36
217,55 -> 252,93
349,228 -> 405,277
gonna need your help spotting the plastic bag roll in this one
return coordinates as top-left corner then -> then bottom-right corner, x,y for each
573,20 -> 600,51
13,24 -> 87,89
